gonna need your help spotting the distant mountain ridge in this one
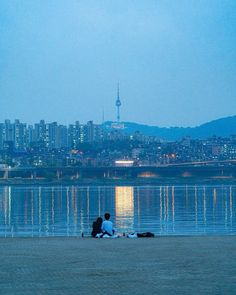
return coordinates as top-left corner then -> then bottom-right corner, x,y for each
104,116 -> 236,140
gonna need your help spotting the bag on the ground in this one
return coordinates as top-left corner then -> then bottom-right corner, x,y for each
127,232 -> 155,238
137,232 -> 155,238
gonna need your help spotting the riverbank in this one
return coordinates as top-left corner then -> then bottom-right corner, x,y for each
0,236 -> 236,294
1,176 -> 236,186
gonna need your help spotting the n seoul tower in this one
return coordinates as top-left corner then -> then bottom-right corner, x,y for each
116,83 -> 121,122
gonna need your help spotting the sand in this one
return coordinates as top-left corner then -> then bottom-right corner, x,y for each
0,236 -> 236,295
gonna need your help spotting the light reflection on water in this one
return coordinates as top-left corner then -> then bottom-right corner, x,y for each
0,185 -> 235,237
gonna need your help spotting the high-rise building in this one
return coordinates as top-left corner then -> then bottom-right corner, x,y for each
68,124 -> 77,148
85,121 -> 94,143
79,124 -> 85,143
4,120 -> 14,141
57,125 -> 68,148
34,120 -> 47,144
27,125 -> 34,145
0,123 -> 3,150
14,120 -> 27,149
84,121 -> 104,143
68,121 -> 83,147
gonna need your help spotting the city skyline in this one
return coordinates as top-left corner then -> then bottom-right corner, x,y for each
1,115 -> 236,170
0,113 -> 236,128
1,115 -> 236,151
0,1 -> 236,127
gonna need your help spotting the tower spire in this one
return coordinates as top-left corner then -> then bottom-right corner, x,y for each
115,82 -> 121,122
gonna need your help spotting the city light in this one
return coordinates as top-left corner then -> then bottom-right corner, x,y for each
115,160 -> 134,167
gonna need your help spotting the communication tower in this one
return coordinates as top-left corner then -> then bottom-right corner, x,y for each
112,83 -> 124,129
116,83 -> 121,122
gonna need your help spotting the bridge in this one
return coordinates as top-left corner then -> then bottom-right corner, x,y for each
0,160 -> 236,180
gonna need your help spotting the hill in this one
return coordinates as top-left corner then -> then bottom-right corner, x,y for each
104,116 -> 236,140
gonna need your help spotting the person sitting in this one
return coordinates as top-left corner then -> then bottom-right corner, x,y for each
101,212 -> 114,237
91,217 -> 103,237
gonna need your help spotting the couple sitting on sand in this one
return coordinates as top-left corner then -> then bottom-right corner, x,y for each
91,212 -> 116,238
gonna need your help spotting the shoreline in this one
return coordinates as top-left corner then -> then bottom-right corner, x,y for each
1,177 -> 236,186
0,233 -> 236,241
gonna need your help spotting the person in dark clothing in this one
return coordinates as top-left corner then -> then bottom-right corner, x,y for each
91,217 -> 103,237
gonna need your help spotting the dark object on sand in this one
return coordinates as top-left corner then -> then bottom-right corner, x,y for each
91,217 -> 103,237
137,232 -> 155,238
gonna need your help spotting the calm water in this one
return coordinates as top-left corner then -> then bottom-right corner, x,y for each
0,185 -> 235,237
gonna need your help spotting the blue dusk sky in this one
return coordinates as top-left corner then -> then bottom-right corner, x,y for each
0,0 -> 235,127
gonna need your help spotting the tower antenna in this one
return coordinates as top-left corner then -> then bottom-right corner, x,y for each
115,82 -> 121,122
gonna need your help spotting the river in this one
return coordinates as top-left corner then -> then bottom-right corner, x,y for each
0,185 -> 235,237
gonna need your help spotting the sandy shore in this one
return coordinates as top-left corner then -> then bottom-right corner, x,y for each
0,236 -> 236,295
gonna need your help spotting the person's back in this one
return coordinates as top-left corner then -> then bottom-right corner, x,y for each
101,213 -> 114,236
91,217 -> 103,237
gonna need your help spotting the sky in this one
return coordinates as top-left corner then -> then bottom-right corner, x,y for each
0,0 -> 236,127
